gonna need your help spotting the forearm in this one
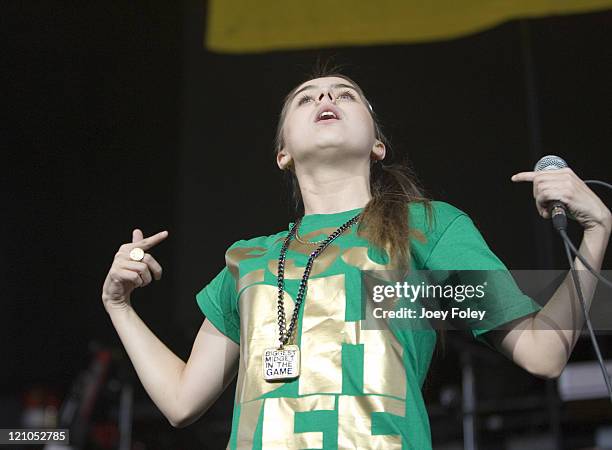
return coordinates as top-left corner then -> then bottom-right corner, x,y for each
106,303 -> 186,425
530,225 -> 610,373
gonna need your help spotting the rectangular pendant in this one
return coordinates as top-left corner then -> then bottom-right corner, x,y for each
262,345 -> 300,381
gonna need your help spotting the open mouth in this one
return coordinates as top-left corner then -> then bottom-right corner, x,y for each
318,111 -> 338,121
314,105 -> 341,122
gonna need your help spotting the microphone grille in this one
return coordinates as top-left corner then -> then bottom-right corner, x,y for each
534,155 -> 568,172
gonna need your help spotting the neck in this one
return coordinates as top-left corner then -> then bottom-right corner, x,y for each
295,162 -> 372,215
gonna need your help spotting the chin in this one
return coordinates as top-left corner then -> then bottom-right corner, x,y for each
304,147 -> 367,167
289,135 -> 369,160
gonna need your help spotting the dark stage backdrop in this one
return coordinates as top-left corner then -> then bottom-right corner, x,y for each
4,1 -> 611,448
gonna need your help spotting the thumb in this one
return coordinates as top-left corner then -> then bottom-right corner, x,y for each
132,228 -> 144,243
536,203 -> 550,219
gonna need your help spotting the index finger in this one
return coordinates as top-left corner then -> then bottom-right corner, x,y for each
511,171 -> 536,182
136,230 -> 169,251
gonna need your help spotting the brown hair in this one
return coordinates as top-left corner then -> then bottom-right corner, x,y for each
274,68 -> 433,271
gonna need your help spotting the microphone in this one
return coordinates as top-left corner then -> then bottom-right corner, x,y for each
533,155 -> 569,231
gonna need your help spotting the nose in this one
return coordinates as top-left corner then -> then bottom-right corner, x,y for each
316,90 -> 335,103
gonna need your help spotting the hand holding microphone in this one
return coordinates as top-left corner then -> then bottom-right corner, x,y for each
512,156 -> 612,403
511,155 -> 611,234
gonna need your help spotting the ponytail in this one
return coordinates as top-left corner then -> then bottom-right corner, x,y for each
357,160 -> 432,271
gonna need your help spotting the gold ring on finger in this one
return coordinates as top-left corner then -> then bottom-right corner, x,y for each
129,247 -> 145,262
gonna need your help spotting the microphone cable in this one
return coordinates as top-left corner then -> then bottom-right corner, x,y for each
585,179 -> 612,191
554,177 -> 612,402
558,227 -> 612,402
566,178 -> 612,289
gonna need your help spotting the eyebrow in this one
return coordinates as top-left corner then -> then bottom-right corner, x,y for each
291,83 -> 359,102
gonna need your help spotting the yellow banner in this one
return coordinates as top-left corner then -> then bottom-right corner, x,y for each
206,0 -> 612,53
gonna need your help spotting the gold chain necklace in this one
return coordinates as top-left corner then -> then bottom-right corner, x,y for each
294,224 -> 327,245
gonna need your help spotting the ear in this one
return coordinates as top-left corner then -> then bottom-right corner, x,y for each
371,140 -> 386,162
276,148 -> 294,171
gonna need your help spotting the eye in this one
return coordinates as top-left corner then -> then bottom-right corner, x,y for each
297,94 -> 314,106
337,90 -> 356,101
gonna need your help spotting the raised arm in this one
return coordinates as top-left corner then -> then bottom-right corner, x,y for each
106,308 -> 239,427
101,229 -> 239,427
173,317 -> 239,427
488,168 -> 611,378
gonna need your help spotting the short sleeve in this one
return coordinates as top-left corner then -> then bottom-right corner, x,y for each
196,265 -> 240,345
424,213 -> 542,344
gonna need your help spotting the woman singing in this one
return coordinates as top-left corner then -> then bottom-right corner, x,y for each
101,71 -> 611,449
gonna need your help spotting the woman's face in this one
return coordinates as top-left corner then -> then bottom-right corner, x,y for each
278,76 -> 382,170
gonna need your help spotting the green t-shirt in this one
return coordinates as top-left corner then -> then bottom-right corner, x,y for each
196,201 -> 541,449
